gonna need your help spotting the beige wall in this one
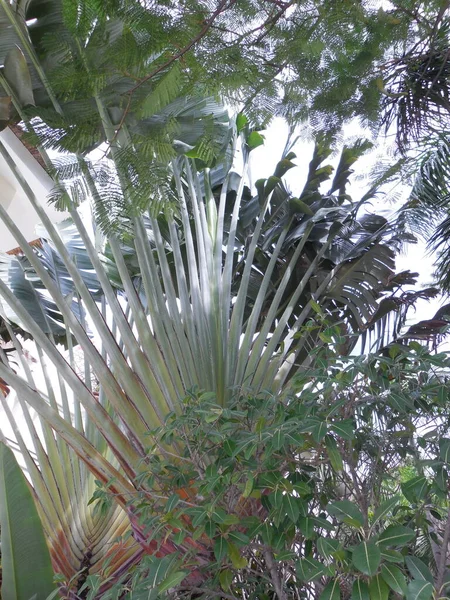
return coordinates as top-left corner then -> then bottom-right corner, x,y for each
0,128 -> 67,252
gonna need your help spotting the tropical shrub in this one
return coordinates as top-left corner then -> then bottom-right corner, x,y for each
82,333 -> 450,600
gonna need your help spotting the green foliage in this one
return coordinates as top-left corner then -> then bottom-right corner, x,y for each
0,134 -> 431,354
86,339 -> 450,599
1,0 -> 448,140
396,133 -> 450,293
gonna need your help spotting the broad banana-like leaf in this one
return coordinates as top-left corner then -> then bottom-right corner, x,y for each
0,441 -> 56,600
0,217 -> 99,342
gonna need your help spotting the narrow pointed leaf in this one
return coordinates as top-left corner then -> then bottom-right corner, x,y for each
401,477 -> 429,503
439,438 -> 450,464
380,549 -> 405,564
330,419 -> 355,440
325,435 -> 343,471
284,494 -> 300,523
372,496 -> 401,527
158,571 -> 188,593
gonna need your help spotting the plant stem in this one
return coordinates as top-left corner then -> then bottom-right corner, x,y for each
263,547 -> 286,600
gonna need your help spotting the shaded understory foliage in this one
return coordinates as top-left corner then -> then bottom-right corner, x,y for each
85,337 -> 450,600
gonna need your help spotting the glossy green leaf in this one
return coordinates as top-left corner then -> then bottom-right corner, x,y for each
401,477 -> 429,503
166,493 -> 181,512
317,537 -> 340,559
228,531 -> 250,546
310,419 -> 328,443
352,580 -> 369,600
228,542 -> 247,569
236,112 -> 248,133
352,541 -> 381,576
264,176 -> 282,196
327,500 -> 364,528
369,574 -> 389,600
284,494 -> 300,523
405,579 -> 433,600
214,537 -> 229,562
378,525 -> 415,547
274,157 -> 297,178
296,557 -> 328,582
272,428 -> 285,450
0,443 -> 55,600
298,517 -> 315,539
388,391 -> 412,411
242,476 -> 254,498
158,570 -> 188,593
289,197 -> 314,215
320,579 -> 341,600
433,465 -> 447,492
439,438 -> 450,464
247,131 -> 265,150
405,557 -> 433,584
380,549 -> 404,564
331,419 -> 355,440
219,569 -> 233,591
381,564 -> 407,595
